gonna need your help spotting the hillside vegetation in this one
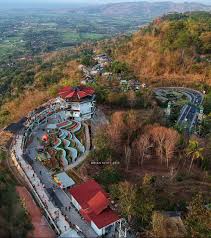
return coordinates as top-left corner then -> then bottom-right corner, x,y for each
0,10 -> 210,238
0,47 -> 84,127
112,12 -> 211,87
0,151 -> 32,237
1,12 -> 211,128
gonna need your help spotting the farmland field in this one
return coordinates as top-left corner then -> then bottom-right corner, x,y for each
0,8 -> 149,61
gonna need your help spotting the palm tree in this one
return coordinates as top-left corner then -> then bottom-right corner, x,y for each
186,140 -> 204,172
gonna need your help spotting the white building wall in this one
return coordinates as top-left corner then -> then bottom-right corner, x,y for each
71,196 -> 81,211
71,194 -> 120,236
80,102 -> 92,115
57,97 -> 95,121
73,111 -> 81,118
71,102 -> 80,111
66,100 -> 95,120
91,221 -> 104,236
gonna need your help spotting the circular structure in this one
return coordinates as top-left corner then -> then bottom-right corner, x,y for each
154,87 -> 204,133
59,86 -> 95,101
10,87 -> 99,238
58,86 -> 96,121
22,95 -> 88,171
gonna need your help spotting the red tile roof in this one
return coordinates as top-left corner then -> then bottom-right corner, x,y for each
69,180 -> 107,209
69,180 -> 120,229
88,191 -> 109,215
59,86 -> 95,100
89,207 -> 120,229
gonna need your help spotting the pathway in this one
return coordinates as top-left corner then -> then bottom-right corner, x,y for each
10,104 -> 98,237
16,186 -> 56,238
26,128 -> 98,237
12,134 -> 80,238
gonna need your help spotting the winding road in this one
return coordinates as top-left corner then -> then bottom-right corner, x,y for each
155,87 -> 204,133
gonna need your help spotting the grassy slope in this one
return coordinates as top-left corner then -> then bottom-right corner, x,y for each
0,49 -> 82,127
111,12 -> 211,88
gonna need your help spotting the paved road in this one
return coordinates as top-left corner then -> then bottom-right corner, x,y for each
155,87 -> 204,132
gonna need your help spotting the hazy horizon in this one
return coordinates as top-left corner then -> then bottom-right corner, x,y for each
0,0 -> 211,8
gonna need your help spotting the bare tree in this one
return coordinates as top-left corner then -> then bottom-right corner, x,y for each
107,111 -> 125,153
149,126 -> 166,164
149,125 -> 179,167
124,145 -> 131,171
164,128 -> 180,168
127,91 -> 136,108
136,133 -> 152,167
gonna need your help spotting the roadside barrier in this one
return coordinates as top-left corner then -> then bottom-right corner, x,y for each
10,147 -> 61,235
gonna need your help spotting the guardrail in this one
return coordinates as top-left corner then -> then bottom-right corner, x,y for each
10,149 -> 61,235
10,99 -> 93,238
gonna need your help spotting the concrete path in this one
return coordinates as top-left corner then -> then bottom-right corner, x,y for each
12,134 -> 80,238
25,129 -> 97,238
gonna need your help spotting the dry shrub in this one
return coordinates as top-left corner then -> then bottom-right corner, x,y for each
114,32 -> 211,86
152,211 -> 187,238
0,131 -> 13,149
3,90 -> 51,123
61,60 -> 82,86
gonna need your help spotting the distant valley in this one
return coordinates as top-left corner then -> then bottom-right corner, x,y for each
0,1 -> 211,62
0,1 -> 211,106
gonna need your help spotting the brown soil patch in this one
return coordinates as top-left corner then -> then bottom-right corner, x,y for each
16,186 -> 56,238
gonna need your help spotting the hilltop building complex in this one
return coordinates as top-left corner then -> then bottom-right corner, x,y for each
69,180 -> 121,236
58,86 -> 96,121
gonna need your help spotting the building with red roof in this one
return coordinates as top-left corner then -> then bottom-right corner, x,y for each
69,180 -> 121,236
58,86 -> 96,121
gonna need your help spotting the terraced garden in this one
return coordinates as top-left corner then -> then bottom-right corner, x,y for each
37,120 -> 85,170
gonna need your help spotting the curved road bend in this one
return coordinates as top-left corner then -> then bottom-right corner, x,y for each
154,87 -> 204,133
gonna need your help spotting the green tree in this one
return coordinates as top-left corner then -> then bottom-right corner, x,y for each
134,185 -> 155,227
80,49 -> 95,67
94,166 -> 122,190
93,127 -> 113,162
204,92 -> 211,115
110,181 -> 137,222
186,140 -> 204,172
200,32 -> 211,54
185,193 -> 211,238
110,61 -> 129,74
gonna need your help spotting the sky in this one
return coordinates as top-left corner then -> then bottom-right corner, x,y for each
0,0 -> 211,7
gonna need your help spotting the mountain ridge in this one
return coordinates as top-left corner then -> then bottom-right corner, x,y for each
88,1 -> 211,17
110,11 -> 211,87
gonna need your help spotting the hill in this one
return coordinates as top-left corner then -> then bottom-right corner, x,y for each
110,11 -> 211,87
89,1 -> 211,18
0,11 -> 211,128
